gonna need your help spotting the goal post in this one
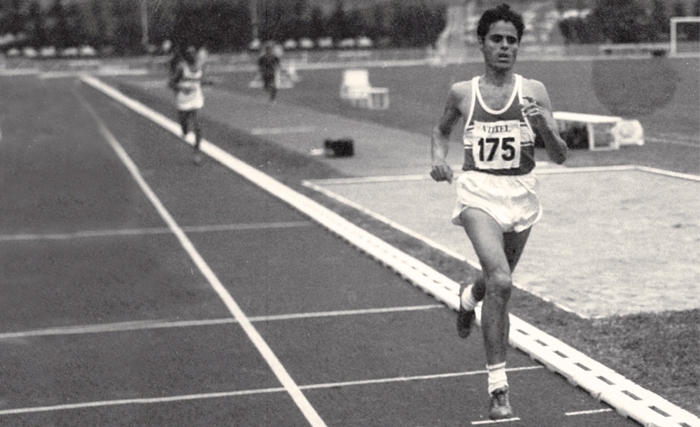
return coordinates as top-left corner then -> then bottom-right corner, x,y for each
670,16 -> 700,57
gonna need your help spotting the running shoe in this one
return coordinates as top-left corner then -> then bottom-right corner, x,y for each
457,284 -> 476,339
192,152 -> 203,165
488,387 -> 514,420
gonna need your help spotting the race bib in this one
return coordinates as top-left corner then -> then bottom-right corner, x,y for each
471,120 -> 522,170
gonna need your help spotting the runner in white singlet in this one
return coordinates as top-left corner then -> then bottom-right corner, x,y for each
429,4 -> 568,421
169,45 -> 206,164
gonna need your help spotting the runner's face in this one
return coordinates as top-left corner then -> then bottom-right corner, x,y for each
481,21 -> 520,70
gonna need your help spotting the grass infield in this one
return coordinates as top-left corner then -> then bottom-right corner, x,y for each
113,64 -> 699,416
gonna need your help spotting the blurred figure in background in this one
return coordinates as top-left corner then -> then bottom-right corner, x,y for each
257,42 -> 280,103
169,45 -> 207,164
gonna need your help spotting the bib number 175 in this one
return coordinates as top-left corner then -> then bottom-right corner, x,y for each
478,137 -> 516,162
473,136 -> 521,169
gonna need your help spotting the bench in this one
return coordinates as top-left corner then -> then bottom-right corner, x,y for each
339,69 -> 390,110
553,112 -> 644,150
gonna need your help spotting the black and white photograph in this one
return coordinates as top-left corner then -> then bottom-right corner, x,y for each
0,0 -> 698,425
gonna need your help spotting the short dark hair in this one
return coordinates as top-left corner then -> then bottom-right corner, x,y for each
477,3 -> 525,43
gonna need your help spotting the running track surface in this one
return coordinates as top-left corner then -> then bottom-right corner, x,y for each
0,77 -> 641,426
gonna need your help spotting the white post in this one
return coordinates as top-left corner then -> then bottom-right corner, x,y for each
670,19 -> 676,56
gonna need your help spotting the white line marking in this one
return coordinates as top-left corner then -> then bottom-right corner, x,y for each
633,165 -> 700,182
74,84 -> 327,427
0,305 -> 443,340
471,417 -> 521,424
0,221 -> 313,242
250,126 -> 316,135
182,221 -> 312,232
565,408 -> 613,416
308,175 -> 431,186
0,68 -> 40,76
0,319 -> 235,340
535,165 -> 638,174
39,70 -> 149,79
253,304 -> 444,322
0,387 -> 288,416
300,366 -> 543,391
0,366 -> 542,416
536,164 -> 700,181
645,136 -> 699,147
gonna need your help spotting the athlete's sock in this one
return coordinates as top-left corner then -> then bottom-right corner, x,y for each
487,362 -> 508,395
460,284 -> 479,311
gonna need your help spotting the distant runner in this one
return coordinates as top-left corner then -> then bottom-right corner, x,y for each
429,3 -> 568,420
169,45 -> 206,164
257,43 -> 280,103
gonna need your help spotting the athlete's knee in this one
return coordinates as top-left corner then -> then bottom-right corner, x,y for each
484,270 -> 513,299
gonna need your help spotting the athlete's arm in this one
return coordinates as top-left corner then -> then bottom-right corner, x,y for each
522,80 -> 567,164
168,64 -> 183,92
431,84 -> 465,183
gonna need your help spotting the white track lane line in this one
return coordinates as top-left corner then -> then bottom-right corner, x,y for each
250,126 -> 316,135
0,221 -> 312,242
0,366 -> 542,416
565,408 -> 613,416
299,366 -> 542,391
74,84 -> 328,427
0,387 -> 288,416
0,304 -> 443,340
471,417 -> 521,424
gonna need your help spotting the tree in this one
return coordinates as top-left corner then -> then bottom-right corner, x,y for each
308,6 -> 325,40
650,0 -> 669,38
287,0 -> 309,40
367,4 -> 388,41
327,0 -> 350,41
47,0 -> 71,48
111,0 -> 142,54
588,0 -> 651,43
202,0 -> 251,50
0,0 -> 28,35
27,0 -> 47,47
559,13 -> 605,44
172,1 -> 204,48
389,0 -> 446,48
346,9 -> 366,38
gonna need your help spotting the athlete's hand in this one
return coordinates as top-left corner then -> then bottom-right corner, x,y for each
521,96 -> 548,131
430,163 -> 453,184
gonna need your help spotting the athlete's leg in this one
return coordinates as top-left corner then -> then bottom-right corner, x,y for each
178,110 -> 188,136
470,275 -> 486,301
191,110 -> 202,151
465,225 -> 532,366
459,208 -> 511,366
503,227 -> 532,272
263,78 -> 273,100
460,208 -> 532,419
469,228 -> 531,303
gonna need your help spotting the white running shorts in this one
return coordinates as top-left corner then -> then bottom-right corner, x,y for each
451,171 -> 542,233
176,86 -> 204,111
